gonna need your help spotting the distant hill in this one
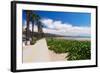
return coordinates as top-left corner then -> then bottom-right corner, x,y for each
23,30 -> 90,38
23,31 -> 64,37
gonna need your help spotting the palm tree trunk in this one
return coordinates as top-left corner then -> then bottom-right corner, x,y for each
40,26 -> 44,37
32,21 -> 34,37
26,11 -> 31,45
31,20 -> 34,44
37,21 -> 43,38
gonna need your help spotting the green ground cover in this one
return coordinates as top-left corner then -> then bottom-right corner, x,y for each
46,38 -> 91,60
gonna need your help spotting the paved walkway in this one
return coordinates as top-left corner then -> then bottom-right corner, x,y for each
23,38 -> 67,63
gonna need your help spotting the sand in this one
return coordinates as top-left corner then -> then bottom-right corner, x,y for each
49,50 -> 68,61
23,38 -> 68,63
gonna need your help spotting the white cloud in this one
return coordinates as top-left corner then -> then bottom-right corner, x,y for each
40,18 -> 91,36
40,19 -> 54,29
23,18 -> 91,36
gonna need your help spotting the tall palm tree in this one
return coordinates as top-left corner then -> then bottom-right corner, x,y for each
37,21 -> 44,37
29,13 -> 40,44
25,10 -> 31,45
31,13 -> 38,38
35,14 -> 44,38
28,12 -> 44,44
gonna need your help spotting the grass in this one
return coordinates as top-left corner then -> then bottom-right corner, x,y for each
46,38 -> 91,61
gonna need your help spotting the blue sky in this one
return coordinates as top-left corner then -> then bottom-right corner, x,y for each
22,10 -> 91,27
22,10 -> 91,36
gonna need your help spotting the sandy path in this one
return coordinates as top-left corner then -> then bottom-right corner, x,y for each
23,38 -> 67,63
49,50 -> 68,61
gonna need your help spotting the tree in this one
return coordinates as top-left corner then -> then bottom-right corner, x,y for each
31,13 -> 38,38
31,13 -> 44,40
25,10 -> 32,45
37,21 -> 44,38
25,11 -> 44,45
35,14 -> 44,38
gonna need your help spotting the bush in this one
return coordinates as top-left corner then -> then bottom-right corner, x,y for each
30,37 -> 38,45
46,38 -> 91,60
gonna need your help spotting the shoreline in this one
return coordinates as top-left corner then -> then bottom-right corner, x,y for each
51,37 -> 91,41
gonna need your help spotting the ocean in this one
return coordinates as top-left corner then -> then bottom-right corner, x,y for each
55,36 -> 91,41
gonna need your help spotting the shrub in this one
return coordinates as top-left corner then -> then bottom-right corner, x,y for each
46,38 -> 91,60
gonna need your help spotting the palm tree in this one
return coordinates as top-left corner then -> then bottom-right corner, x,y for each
37,21 -> 44,38
31,13 -> 44,38
31,13 -> 38,38
35,14 -> 44,38
25,10 -> 32,45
